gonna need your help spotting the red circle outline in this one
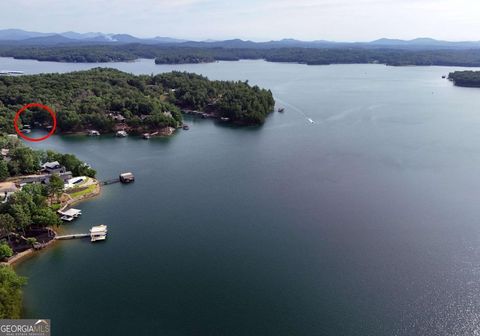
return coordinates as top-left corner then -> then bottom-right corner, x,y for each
14,103 -> 57,142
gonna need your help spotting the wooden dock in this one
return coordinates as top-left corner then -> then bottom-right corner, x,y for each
55,233 -> 90,240
102,178 -> 120,185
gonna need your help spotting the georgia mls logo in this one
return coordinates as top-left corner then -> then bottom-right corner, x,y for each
0,319 -> 50,336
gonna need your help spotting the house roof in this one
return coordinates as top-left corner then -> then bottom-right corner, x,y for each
42,161 -> 62,169
59,208 -> 82,217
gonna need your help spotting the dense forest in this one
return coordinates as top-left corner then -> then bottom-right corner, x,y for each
3,44 -> 480,67
0,265 -> 26,318
0,69 -> 275,133
448,71 -> 480,87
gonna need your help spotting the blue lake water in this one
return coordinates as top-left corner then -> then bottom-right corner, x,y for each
2,57 -> 480,335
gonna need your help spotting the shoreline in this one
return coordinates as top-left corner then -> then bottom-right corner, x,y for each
2,180 -> 102,268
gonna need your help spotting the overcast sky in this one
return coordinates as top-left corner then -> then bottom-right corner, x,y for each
1,0 -> 479,41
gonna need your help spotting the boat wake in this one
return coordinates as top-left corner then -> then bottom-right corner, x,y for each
274,97 -> 316,124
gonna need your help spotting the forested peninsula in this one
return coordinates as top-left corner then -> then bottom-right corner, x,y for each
448,71 -> 480,87
2,45 -> 480,67
0,69 -> 275,134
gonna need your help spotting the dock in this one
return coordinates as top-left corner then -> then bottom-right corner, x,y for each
55,233 -> 90,240
102,178 -> 120,185
102,172 -> 135,185
55,225 -> 108,242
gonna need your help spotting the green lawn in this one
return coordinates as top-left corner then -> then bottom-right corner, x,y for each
68,178 -> 97,199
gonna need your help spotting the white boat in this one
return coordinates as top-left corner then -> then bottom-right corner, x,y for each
88,130 -> 100,136
116,130 -> 128,137
60,215 -> 74,222
22,129 -> 32,134
307,118 -> 315,124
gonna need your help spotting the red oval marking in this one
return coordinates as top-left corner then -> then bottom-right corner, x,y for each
14,103 -> 57,142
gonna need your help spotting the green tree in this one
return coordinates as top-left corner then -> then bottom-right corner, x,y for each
0,214 -> 16,243
9,147 -> 39,174
47,174 -> 65,201
0,242 -> 13,260
9,204 -> 31,233
0,160 -> 9,181
0,265 -> 26,319
32,208 -> 61,228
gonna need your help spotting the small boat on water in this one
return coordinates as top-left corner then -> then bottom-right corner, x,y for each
116,130 -> 128,137
220,117 -> 230,122
442,75 -> 447,79
143,133 -> 151,139
88,130 -> 100,136
307,118 -> 315,124
182,124 -> 190,130
278,107 -> 285,112
22,129 -> 31,134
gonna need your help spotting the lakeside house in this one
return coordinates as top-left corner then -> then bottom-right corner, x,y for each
41,161 -> 67,174
109,113 -> 126,122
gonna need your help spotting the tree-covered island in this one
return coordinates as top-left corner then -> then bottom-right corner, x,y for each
448,71 -> 480,87
0,69 -> 275,135
3,44 -> 480,67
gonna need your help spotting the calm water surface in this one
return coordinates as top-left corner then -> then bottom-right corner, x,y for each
3,57 -> 480,335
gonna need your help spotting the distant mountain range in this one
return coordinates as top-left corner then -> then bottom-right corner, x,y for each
1,29 -> 480,49
0,29 -> 188,45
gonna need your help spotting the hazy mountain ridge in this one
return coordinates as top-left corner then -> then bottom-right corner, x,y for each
0,29 -> 480,49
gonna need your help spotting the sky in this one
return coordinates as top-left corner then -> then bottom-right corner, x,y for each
1,0 -> 480,41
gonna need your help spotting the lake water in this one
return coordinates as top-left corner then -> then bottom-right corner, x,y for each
3,57 -> 480,335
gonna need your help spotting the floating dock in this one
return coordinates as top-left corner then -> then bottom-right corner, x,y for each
55,225 -> 108,242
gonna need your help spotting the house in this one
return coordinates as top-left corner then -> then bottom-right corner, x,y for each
42,161 -> 67,174
113,114 -> 126,122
